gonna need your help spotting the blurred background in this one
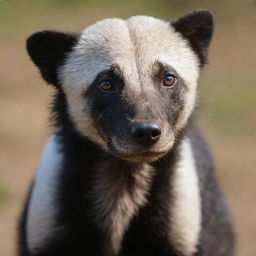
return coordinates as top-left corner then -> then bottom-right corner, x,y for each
0,0 -> 255,255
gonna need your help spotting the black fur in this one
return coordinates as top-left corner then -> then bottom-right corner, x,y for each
18,99 -> 234,255
190,129 -> 235,255
84,62 -> 186,155
172,10 -> 214,66
26,30 -> 80,86
152,61 -> 187,126
19,90 -> 182,256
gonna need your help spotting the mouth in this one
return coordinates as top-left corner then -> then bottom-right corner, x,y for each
106,136 -> 174,163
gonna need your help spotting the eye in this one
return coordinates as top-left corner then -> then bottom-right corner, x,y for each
98,80 -> 113,91
162,74 -> 177,87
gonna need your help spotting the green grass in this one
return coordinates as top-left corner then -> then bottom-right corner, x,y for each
0,184 -> 10,206
199,71 -> 256,139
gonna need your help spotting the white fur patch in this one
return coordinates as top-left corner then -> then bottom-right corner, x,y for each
169,138 -> 201,256
26,135 -> 63,252
91,161 -> 154,255
58,16 -> 199,146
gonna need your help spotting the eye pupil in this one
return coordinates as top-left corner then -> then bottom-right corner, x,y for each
163,75 -> 177,87
99,80 -> 112,90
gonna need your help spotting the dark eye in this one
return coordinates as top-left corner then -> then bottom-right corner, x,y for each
99,80 -> 113,91
162,74 -> 177,87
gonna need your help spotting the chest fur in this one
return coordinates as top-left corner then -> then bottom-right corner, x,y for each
89,139 -> 201,256
90,160 -> 154,255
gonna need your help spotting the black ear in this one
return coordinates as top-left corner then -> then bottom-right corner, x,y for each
26,30 -> 80,86
172,10 -> 214,66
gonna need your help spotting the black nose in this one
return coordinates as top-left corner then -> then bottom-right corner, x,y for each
131,121 -> 161,147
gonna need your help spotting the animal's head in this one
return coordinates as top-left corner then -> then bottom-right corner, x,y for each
27,10 -> 214,162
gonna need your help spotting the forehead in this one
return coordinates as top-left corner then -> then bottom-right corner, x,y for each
60,16 -> 199,90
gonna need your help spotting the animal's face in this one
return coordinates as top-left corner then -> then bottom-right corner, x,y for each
27,11 -> 213,162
